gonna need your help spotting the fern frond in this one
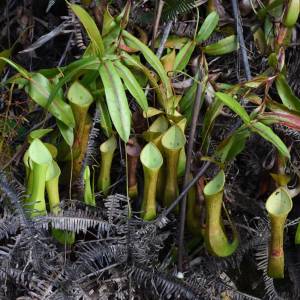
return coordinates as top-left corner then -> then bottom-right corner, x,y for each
77,241 -> 127,270
34,208 -> 116,234
163,0 -> 196,21
104,194 -> 129,224
255,242 -> 282,300
0,208 -> 20,240
131,265 -> 202,299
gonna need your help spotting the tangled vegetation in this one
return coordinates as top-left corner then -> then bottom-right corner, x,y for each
1,0 -> 300,299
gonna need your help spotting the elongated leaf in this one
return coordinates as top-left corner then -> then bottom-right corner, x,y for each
201,98 -> 224,154
57,120 -> 74,146
121,51 -> 166,107
173,40 -> 196,72
122,30 -> 172,98
48,56 -> 100,107
70,3 -> 104,57
216,127 -> 250,163
196,11 -> 219,43
96,97 -> 113,137
161,49 -> 176,73
114,60 -> 148,111
275,74 -> 300,111
260,101 -> 300,130
28,128 -> 53,142
25,73 -> 75,128
251,121 -> 290,158
0,57 -> 30,78
99,60 -> 131,142
203,35 -> 238,56
0,49 -> 12,74
215,92 -> 250,124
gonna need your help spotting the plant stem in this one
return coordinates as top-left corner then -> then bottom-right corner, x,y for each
151,0 -> 165,51
177,65 -> 204,275
156,20 -> 173,59
231,0 -> 252,82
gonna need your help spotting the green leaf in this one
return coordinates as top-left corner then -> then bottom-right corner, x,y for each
96,98 -> 113,138
173,40 -> 196,72
122,30 -> 172,98
275,74 -> 300,112
99,60 -> 131,142
196,11 -> 219,43
57,120 -> 74,146
121,51 -> 166,107
180,79 -> 198,121
70,3 -> 104,57
251,121 -> 290,158
215,92 -> 250,124
0,57 -> 30,78
47,56 -> 100,107
28,128 -> 53,142
0,49 -> 12,74
216,127 -> 250,163
114,60 -> 148,111
143,107 -> 163,118
201,98 -> 224,154
203,35 -> 238,56
25,73 -> 75,128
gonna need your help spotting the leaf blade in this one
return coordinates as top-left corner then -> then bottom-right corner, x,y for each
215,92 -> 250,124
196,11 -> 219,43
99,60 -> 131,142
251,121 -> 290,158
114,60 -> 148,111
70,3 -> 104,57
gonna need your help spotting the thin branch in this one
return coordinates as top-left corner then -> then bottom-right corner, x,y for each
231,0 -> 252,81
156,20 -> 173,58
156,161 -> 211,223
177,63 -> 204,276
151,0 -> 165,50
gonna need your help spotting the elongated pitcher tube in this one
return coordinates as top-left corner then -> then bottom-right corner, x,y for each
140,143 -> 163,220
265,187 -> 292,278
126,138 -> 141,199
97,135 -> 117,196
84,166 -> 96,206
46,160 -> 75,244
203,170 -> 239,257
27,139 -> 53,217
143,116 -> 169,200
161,125 -> 186,207
67,81 -> 93,179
